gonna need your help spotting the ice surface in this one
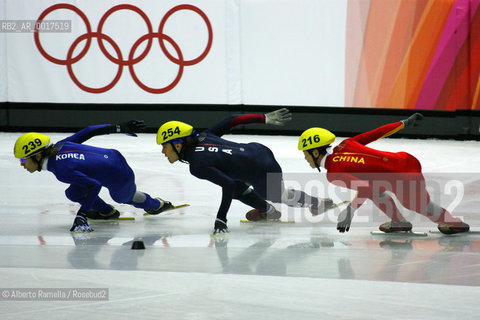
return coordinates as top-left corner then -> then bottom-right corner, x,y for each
1,132 -> 480,319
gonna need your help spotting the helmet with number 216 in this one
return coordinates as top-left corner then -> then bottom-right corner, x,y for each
298,128 -> 335,151
157,121 -> 194,145
14,132 -> 51,158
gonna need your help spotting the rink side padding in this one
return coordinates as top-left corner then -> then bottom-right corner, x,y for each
1,102 -> 479,140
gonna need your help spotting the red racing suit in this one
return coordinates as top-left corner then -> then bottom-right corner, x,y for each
324,121 -> 458,223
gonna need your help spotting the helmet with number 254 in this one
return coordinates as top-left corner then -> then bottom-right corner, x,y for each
156,121 -> 194,145
298,128 -> 335,151
14,132 -> 51,159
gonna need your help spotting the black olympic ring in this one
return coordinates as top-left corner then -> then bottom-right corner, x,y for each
34,3 -> 213,94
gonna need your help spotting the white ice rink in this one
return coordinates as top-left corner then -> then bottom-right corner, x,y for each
1,132 -> 480,319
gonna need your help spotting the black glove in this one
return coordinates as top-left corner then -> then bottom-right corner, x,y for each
402,113 -> 423,128
211,218 -> 228,235
265,108 -> 292,126
70,211 -> 94,233
118,120 -> 146,137
337,205 -> 353,233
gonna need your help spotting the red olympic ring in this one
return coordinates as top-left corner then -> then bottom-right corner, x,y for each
67,33 -> 123,94
129,33 -> 184,94
158,4 -> 213,66
97,4 -> 153,66
34,4 -> 213,94
34,3 -> 92,65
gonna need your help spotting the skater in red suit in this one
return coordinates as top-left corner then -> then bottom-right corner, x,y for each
298,113 -> 470,234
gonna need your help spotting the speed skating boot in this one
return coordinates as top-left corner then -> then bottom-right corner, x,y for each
145,198 -> 173,215
437,221 -> 469,234
245,204 -> 281,221
86,205 -> 120,220
379,221 -> 413,233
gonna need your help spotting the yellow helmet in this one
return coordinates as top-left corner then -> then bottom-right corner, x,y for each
157,121 -> 194,145
14,132 -> 51,158
298,127 -> 335,151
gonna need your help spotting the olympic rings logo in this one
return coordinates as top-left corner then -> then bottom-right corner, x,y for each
34,4 -> 213,94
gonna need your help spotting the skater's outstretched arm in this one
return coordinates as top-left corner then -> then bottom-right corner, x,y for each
350,113 -> 423,146
207,108 -> 291,137
62,120 -> 146,144
349,122 -> 404,146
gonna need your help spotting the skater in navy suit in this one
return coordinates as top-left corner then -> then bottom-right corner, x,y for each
157,109 -> 333,234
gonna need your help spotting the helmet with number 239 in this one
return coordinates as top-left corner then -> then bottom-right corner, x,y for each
14,132 -> 51,159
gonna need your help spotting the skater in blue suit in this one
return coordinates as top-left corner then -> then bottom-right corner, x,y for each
14,121 -> 173,233
157,109 -> 333,234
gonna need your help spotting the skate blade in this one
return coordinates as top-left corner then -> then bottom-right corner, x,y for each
117,217 -> 135,221
370,231 -> 427,237
429,230 -> 480,235
311,200 -> 350,216
240,219 -> 295,223
88,216 -> 135,221
143,203 -> 190,216
326,200 -> 350,210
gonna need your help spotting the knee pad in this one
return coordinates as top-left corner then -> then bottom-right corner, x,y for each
379,192 -> 388,198
242,184 -> 254,196
233,182 -> 253,199
281,189 -> 305,206
282,189 -> 298,202
426,201 -> 444,216
131,191 -> 147,204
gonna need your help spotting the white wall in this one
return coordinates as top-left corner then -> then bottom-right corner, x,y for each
0,0 -> 7,102
3,0 -> 347,105
240,0 -> 346,107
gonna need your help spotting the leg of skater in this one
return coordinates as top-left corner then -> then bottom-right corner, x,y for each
233,181 -> 281,221
65,185 -> 119,220
257,157 -> 333,216
395,173 -> 469,234
108,156 -> 173,215
371,192 -> 412,232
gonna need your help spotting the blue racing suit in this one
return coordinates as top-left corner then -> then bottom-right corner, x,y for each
46,125 -> 159,213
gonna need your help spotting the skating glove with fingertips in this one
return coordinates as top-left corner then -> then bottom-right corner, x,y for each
337,205 -> 353,233
402,113 -> 423,128
212,218 -> 228,235
265,108 -> 292,126
117,120 -> 146,137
